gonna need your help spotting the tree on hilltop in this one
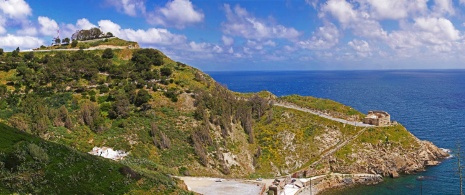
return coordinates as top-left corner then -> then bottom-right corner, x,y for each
62,37 -> 70,44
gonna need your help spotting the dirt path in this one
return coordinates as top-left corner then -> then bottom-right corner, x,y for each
309,127 -> 368,168
273,102 -> 373,127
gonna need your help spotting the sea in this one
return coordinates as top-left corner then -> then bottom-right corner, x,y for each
208,70 -> 465,195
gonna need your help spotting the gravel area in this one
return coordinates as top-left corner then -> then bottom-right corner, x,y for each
179,177 -> 264,195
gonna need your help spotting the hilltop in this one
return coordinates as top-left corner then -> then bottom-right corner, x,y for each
0,40 -> 448,194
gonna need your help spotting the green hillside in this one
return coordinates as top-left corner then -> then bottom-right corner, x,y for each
0,42 -> 442,193
0,123 -> 189,194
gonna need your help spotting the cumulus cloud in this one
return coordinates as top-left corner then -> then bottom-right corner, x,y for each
149,0 -> 204,29
0,0 -> 32,19
106,0 -> 146,16
61,18 -> 97,38
38,16 -> 59,36
299,22 -> 340,50
222,35 -> 234,46
320,0 -> 387,39
222,4 -> 301,40
98,19 -> 187,45
17,24 -> 37,36
0,34 -> 44,49
386,17 -> 460,52
432,0 -> 455,16
348,39 -> 371,57
355,0 -> 428,20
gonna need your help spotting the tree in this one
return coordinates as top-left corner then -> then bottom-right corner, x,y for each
102,48 -> 114,59
134,89 -> 151,107
0,48 -> 3,55
89,27 -> 103,39
62,37 -> 70,44
109,93 -> 130,119
12,47 -> 19,57
24,51 -> 34,61
71,40 -> 78,47
131,49 -> 163,71
55,38 -> 61,45
80,100 -> 105,133
106,32 -> 113,37
160,67 -> 172,77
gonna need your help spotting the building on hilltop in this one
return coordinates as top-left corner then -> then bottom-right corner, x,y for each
363,111 -> 391,126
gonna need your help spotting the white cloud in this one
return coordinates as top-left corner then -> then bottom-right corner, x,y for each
386,17 -> 461,55
320,0 -> 357,26
17,25 -> 37,36
222,4 -> 300,40
222,35 -> 234,46
106,0 -> 146,16
356,0 -> 428,20
61,18 -> 97,39
98,19 -> 187,45
38,16 -> 59,36
0,34 -> 44,49
149,0 -> 204,29
432,0 -> 455,16
0,0 -> 31,19
413,17 -> 460,42
75,18 -> 96,30
348,39 -> 371,57
299,22 -> 340,50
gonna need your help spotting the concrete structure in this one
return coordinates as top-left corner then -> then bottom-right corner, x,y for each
363,111 -> 391,126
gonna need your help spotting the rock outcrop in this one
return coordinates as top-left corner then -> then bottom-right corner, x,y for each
309,140 -> 448,178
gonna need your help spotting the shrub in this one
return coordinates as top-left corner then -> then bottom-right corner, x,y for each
119,166 -> 141,180
102,48 -> 114,59
27,143 -> 49,163
160,67 -> 172,77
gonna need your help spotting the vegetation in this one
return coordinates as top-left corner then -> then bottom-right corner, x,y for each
279,95 -> 365,120
0,123 -> 189,194
0,41 -> 425,193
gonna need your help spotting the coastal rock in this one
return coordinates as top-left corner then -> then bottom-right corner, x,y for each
389,170 -> 399,178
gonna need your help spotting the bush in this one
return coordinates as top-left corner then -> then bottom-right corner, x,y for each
102,48 -> 114,59
71,40 -> 78,47
119,166 -> 141,180
160,67 -> 172,77
27,143 -> 49,163
163,88 -> 178,102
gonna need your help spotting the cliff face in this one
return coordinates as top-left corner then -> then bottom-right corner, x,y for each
302,125 -> 449,178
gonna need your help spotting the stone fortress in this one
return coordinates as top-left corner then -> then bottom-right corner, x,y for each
363,111 -> 391,126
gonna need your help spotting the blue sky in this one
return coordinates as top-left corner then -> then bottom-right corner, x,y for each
2,0 -> 465,70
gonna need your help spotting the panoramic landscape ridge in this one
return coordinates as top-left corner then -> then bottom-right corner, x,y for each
0,37 -> 451,194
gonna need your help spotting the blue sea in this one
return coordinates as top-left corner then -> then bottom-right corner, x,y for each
208,70 -> 465,195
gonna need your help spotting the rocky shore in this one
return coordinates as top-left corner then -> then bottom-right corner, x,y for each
301,139 -> 449,194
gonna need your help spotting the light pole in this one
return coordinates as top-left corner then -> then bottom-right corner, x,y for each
417,175 -> 424,195
309,177 -> 312,195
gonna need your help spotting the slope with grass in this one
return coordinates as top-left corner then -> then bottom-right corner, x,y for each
0,123 -> 190,194
0,41 -> 449,194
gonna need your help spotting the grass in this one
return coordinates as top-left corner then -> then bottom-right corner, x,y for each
279,95 -> 365,120
0,123 -> 190,194
253,106 -> 358,175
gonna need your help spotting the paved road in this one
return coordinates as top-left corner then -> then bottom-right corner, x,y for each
273,102 -> 374,127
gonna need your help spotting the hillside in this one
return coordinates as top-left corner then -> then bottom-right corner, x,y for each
0,123 -> 189,194
0,43 -> 448,193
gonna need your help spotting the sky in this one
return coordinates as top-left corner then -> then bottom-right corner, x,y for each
1,0 -> 465,70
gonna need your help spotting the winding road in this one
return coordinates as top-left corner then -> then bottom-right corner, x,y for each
273,101 -> 374,127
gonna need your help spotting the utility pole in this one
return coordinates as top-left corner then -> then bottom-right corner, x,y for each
457,143 -> 464,195
416,176 -> 424,195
